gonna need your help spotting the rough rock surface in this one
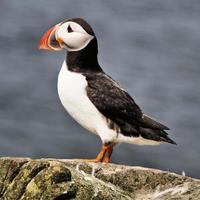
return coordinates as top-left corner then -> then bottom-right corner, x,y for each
0,157 -> 199,200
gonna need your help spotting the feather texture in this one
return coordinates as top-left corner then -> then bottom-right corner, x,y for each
85,72 -> 176,144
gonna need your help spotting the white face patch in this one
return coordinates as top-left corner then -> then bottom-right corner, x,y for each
55,21 -> 94,51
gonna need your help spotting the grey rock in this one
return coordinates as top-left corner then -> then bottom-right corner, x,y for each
0,157 -> 199,200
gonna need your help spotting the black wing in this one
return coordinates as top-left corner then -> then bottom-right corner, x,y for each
85,72 -> 176,144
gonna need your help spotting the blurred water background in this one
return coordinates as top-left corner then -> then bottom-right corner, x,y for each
0,0 -> 200,178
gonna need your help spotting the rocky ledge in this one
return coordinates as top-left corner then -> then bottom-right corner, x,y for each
0,157 -> 199,200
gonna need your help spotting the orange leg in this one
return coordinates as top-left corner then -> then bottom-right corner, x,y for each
75,143 -> 114,163
102,144 -> 114,163
94,144 -> 109,162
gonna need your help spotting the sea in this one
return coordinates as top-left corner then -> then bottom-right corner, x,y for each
0,0 -> 200,178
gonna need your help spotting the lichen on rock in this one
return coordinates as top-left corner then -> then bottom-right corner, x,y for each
0,157 -> 199,200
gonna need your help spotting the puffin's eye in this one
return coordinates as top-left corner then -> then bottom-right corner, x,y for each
67,25 -> 73,33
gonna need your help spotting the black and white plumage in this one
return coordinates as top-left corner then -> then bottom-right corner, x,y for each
39,18 -> 176,163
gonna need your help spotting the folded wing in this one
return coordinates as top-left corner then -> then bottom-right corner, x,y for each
85,72 -> 176,144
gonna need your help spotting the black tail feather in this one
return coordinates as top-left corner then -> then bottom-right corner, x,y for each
141,114 -> 170,130
139,127 -> 177,145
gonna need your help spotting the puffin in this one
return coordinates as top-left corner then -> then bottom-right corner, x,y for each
38,18 -> 176,163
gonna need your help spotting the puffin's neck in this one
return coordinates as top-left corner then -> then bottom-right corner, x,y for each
66,38 -> 103,73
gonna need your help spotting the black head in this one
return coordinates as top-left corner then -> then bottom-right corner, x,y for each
39,18 -> 102,72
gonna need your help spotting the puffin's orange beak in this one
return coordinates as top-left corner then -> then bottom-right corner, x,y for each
38,23 -> 62,51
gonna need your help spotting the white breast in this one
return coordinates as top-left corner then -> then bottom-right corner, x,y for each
57,61 -> 117,143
